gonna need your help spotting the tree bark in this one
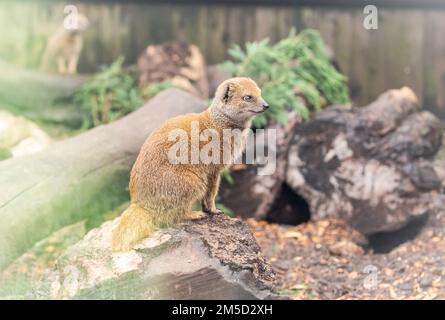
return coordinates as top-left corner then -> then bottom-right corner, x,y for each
0,60 -> 86,128
32,214 -> 277,300
138,42 -> 209,99
219,112 -> 301,220
220,87 -> 444,235
286,87 -> 444,234
0,89 -> 205,271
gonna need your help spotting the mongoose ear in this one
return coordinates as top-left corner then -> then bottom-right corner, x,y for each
220,82 -> 234,104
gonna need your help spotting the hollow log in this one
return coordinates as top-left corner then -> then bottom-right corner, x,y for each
287,87 -> 443,234
219,112 -> 301,220
32,214 -> 277,300
221,87 -> 444,235
0,89 -> 205,270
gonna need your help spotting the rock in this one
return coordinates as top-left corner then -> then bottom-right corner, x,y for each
328,240 -> 364,257
32,214 -> 277,300
397,282 -> 413,292
0,111 -> 51,158
420,273 -> 433,288
138,41 -> 209,99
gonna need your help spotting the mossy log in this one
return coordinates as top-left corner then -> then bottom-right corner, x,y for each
32,214 -> 277,300
0,89 -> 205,271
0,60 -> 86,129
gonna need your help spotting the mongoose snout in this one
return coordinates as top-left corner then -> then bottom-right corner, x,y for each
111,77 -> 268,251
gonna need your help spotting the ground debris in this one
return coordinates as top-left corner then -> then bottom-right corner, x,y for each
247,210 -> 445,300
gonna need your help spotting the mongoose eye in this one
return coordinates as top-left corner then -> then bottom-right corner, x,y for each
242,95 -> 253,102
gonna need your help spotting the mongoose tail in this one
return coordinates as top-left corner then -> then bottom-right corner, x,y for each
111,204 -> 155,252
111,204 -> 193,251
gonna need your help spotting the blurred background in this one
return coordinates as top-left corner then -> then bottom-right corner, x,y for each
1,0 -> 444,117
1,0 -> 445,300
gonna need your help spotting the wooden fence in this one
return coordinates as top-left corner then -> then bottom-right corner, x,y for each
0,2 -> 444,117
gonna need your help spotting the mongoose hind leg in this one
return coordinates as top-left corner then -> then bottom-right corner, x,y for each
67,53 -> 79,74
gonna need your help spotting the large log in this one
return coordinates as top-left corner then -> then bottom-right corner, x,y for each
32,214 -> 277,300
0,60 -> 86,128
287,87 -> 444,234
219,112 -> 301,221
0,89 -> 205,270
220,87 -> 444,235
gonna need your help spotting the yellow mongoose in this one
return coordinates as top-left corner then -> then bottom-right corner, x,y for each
111,77 -> 269,251
40,14 -> 89,74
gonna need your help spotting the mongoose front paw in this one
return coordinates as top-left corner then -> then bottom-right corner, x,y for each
202,207 -> 224,215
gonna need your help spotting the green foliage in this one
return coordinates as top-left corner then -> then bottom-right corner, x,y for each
0,147 -> 12,161
222,29 -> 350,127
74,57 -> 144,128
73,57 -> 177,128
216,202 -> 235,218
222,170 -> 235,185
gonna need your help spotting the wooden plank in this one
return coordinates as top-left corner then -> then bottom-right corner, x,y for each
423,10 -> 445,118
81,1 -> 445,10
1,2 -> 445,118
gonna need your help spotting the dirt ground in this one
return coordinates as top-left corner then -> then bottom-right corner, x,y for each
247,208 -> 445,300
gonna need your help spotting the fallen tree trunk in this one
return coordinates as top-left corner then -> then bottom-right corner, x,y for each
32,214 -> 277,300
221,87 -> 444,235
0,60 -> 86,128
0,89 -> 205,270
286,87 -> 443,234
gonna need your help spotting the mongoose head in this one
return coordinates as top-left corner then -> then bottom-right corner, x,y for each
210,77 -> 269,125
65,14 -> 89,33
77,14 -> 89,31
